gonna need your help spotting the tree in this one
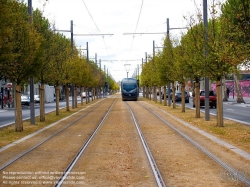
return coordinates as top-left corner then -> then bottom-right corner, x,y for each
0,1 -> 41,131
161,34 -> 177,108
221,0 -> 250,103
46,33 -> 71,115
33,8 -> 54,121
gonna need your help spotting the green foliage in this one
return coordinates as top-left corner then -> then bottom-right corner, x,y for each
221,0 -> 250,65
141,0 -> 248,86
0,0 -> 41,85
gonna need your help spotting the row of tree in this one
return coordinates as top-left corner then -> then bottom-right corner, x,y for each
0,0 -> 119,131
140,0 -> 249,127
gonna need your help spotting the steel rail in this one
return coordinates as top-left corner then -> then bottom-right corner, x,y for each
0,99 -> 108,171
137,101 -> 250,186
125,102 -> 167,187
54,98 -> 117,187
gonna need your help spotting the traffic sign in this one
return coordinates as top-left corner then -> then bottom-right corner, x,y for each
7,83 -> 12,89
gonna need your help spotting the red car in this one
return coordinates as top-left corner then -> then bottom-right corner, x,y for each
193,90 -> 216,108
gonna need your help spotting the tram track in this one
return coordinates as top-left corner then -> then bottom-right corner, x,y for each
133,101 -> 250,186
0,98 -> 118,186
126,102 -> 166,187
1,96 -> 249,186
54,98 -> 117,186
0,99 -> 108,171
59,98 -> 159,186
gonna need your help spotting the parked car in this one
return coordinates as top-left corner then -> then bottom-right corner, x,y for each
21,95 -> 30,106
170,91 -> 189,103
81,92 -> 86,98
34,95 -> 40,103
81,92 -> 92,98
161,88 -> 173,99
193,90 -> 216,108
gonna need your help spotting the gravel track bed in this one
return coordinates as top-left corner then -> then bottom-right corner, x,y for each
0,99 -> 114,187
140,101 -> 250,177
64,99 -> 157,186
127,101 -> 247,187
0,97 -> 249,186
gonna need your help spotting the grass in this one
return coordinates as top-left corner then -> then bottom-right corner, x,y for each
140,97 -> 250,153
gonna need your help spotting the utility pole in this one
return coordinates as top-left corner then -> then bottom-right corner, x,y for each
153,40 -> 157,102
145,52 -> 149,99
124,64 -> 131,78
86,42 -> 91,103
28,0 -> 35,124
166,18 -> 171,107
99,59 -> 102,98
104,65 -> 106,97
203,0 -> 210,121
142,58 -> 145,98
95,53 -> 97,65
70,20 -> 75,109
107,68 -> 109,95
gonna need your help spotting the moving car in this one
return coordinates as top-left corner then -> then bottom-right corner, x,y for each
21,95 -> 30,106
193,90 -> 216,108
170,91 -> 189,103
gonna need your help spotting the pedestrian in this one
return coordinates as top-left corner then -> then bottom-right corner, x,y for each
227,87 -> 230,99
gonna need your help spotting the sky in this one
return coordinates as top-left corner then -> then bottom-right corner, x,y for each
29,0 -> 207,82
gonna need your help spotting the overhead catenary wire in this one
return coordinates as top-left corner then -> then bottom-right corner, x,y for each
127,0 -> 144,61
80,0 -> 113,62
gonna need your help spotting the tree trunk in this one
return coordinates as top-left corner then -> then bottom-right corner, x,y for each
65,85 -> 69,111
40,84 -> 45,122
172,82 -> 176,108
195,81 -> 200,118
15,85 -> 23,132
181,83 -> 185,112
153,86 -> 157,102
163,86 -> 167,106
149,87 -> 151,100
80,87 -> 83,105
55,85 -> 59,115
74,86 -> 77,108
86,88 -> 88,104
143,87 -> 145,98
159,86 -> 162,104
222,77 -> 228,101
95,88 -> 97,100
146,86 -> 149,99
216,80 -> 224,127
234,74 -> 245,103
92,88 -> 94,101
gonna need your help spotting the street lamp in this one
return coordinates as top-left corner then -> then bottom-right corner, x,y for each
124,64 -> 131,78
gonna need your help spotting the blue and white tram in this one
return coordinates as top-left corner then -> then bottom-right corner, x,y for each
121,78 -> 139,101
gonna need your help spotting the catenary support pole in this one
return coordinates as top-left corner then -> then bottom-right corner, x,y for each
203,0 -> 210,120
28,0 -> 35,124
71,20 -> 75,109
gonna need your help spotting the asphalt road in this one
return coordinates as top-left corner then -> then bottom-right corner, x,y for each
0,97 -> 89,128
184,98 -> 250,125
151,94 -> 250,126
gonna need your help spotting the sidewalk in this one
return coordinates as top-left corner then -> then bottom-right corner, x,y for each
224,96 -> 250,107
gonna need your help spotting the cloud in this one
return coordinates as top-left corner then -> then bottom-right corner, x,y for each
31,0 -> 204,81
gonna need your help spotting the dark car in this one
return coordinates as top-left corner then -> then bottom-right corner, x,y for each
170,91 -> 189,103
21,95 -> 30,106
193,90 -> 216,108
161,88 -> 173,99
